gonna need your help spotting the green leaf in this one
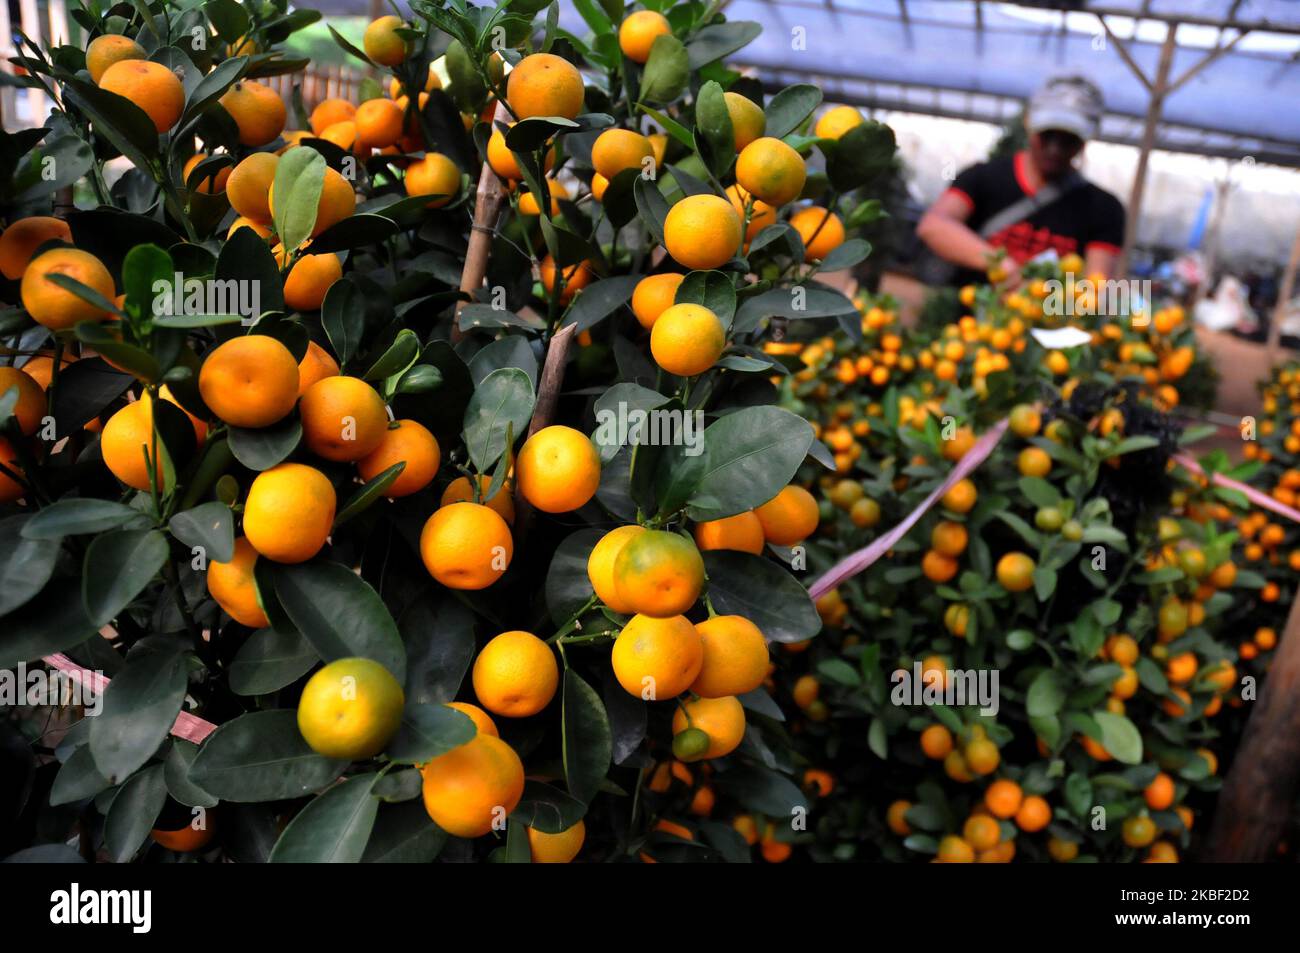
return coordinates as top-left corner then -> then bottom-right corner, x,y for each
50,745 -> 112,806
60,76 -> 159,170
386,704 -> 476,763
216,226 -> 283,316
1026,669 -> 1066,718
703,551 -> 821,642
732,283 -> 857,333
638,35 -> 690,105
181,53 -> 249,126
104,764 -> 167,863
685,21 -> 762,69
333,463 -> 404,529
634,176 -> 671,245
270,560 -> 406,682
712,764 -> 808,816
675,270 -> 736,328
545,528 -> 602,625
164,739 -> 217,809
82,530 -> 170,628
511,780 -> 587,834
825,119 -> 896,191
0,515 -> 60,616
269,773 -> 380,862
817,238 -> 871,271
462,366 -> 535,471
399,591 -> 477,705
168,501 -> 234,564
189,709 -> 346,802
229,627 -> 319,696
561,275 -> 639,333
764,84 -> 822,140
694,80 -> 734,177
361,801 -> 447,862
562,670 -> 611,804
272,146 -> 327,253
205,0 -> 251,42
321,278 -> 365,368
0,578 -> 98,670
227,417 -> 302,471
89,646 -> 188,783
1094,711 -> 1143,765
686,405 -> 814,520
363,328 -> 421,381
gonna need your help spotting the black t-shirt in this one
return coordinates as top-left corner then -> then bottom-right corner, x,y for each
946,152 -> 1126,286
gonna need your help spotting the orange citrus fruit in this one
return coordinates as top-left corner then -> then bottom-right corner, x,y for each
198,335 -> 300,428
611,613 -> 703,699
100,59 -> 184,133
650,303 -> 725,377
612,529 -> 705,617
618,10 -> 672,63
690,614 -> 768,698
754,485 -> 819,545
693,511 -> 765,554
206,536 -> 269,628
86,34 -> 145,84
357,419 -> 440,498
21,247 -> 115,330
419,501 -> 513,590
472,630 -> 558,718
0,216 -> 72,279
735,137 -> 806,206
297,657 -> 404,759
672,695 -> 745,760
631,272 -> 685,329
587,524 -> 647,613
299,375 -> 388,462
243,463 -> 337,563
420,734 -> 525,838
506,53 -> 584,120
405,152 -> 460,208
441,475 -> 515,524
219,80 -> 286,146
363,15 -> 409,67
516,424 -> 601,513
528,820 -> 585,863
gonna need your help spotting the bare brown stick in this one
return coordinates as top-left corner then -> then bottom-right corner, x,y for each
512,323 -> 577,542
1204,591 -> 1300,861
453,100 -> 510,342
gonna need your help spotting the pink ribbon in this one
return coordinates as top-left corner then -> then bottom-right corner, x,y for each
1173,452 -> 1300,524
42,652 -> 218,744
808,419 -> 1009,600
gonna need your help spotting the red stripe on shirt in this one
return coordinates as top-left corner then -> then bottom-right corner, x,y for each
944,187 -> 974,210
1013,151 -> 1037,197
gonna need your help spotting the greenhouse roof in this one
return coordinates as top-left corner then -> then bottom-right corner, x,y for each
718,1 -> 1300,165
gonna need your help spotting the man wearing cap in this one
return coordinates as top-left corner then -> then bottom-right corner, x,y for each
917,76 -> 1126,287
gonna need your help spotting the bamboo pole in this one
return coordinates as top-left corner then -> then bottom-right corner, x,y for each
1119,24 -> 1177,276
453,100 -> 510,342
1265,226 -> 1300,367
1204,591 -> 1300,861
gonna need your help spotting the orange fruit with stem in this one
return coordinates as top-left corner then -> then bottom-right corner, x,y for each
357,419 -> 441,498
690,615 -> 768,698
754,485 -> 819,545
441,475 -> 515,525
612,614 -> 703,700
650,303 -> 725,377
672,695 -> 746,760
206,537 -> 270,628
282,252 -> 342,312
419,501 -> 514,590
516,424 -> 601,513
789,207 -> 844,262
506,53 -> 584,120
735,137 -> 807,206
299,375 -> 389,462
99,60 -> 184,133
198,335 -> 300,428
591,128 -> 655,180
21,247 -> 116,330
86,34 -> 145,84
618,10 -> 672,63
405,153 -> 460,208
219,80 -> 287,146
0,216 -> 72,279
243,463 -> 337,563
631,272 -> 685,329
612,529 -> 705,617
664,194 -> 742,269
363,15 -> 409,67
420,734 -> 525,838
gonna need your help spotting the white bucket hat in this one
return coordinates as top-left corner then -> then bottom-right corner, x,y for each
1027,76 -> 1104,141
